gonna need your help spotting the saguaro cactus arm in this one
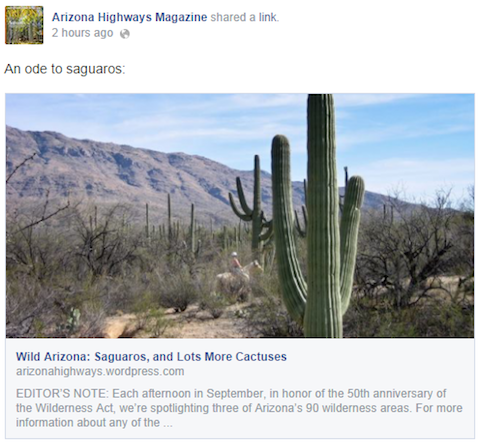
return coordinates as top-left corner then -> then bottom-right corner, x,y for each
228,191 -> 252,222
339,175 -> 365,314
271,135 -> 307,324
236,176 -> 254,216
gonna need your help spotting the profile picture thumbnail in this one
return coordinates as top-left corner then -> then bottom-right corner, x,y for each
5,6 -> 43,44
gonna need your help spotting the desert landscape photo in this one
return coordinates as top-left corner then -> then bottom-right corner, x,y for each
5,94 -> 474,338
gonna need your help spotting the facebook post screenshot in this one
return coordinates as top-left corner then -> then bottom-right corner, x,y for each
1,1 -> 478,443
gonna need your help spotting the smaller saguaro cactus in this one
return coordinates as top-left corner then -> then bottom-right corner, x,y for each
223,225 -> 228,250
145,203 -> 150,239
190,203 -> 195,249
164,193 -> 180,245
67,308 -> 81,333
167,194 -> 172,239
294,181 -> 308,238
189,203 -> 201,255
229,155 -> 271,259
234,226 -> 239,250
237,220 -> 242,244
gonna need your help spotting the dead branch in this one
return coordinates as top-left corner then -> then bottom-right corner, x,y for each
6,152 -> 37,184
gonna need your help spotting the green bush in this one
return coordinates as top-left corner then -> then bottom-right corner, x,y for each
159,269 -> 199,312
243,274 -> 304,338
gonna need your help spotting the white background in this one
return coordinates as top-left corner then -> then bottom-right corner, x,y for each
5,339 -> 475,439
1,1 -> 479,443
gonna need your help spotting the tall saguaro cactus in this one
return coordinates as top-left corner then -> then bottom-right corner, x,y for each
271,94 -> 365,338
229,155 -> 268,257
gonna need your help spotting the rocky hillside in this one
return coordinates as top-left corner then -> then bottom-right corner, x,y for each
6,126 -> 388,225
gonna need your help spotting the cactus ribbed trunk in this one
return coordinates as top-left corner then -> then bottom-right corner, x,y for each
304,94 -> 342,338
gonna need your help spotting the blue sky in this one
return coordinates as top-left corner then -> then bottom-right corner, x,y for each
6,94 -> 474,204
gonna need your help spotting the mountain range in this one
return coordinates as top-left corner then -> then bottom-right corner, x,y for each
6,126 -> 389,226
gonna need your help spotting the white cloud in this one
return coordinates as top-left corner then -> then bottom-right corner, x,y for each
357,157 -> 474,203
336,121 -> 473,151
334,94 -> 419,107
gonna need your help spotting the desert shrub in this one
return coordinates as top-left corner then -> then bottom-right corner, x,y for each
243,273 -> 304,338
133,293 -> 171,337
73,205 -> 140,278
199,292 -> 228,319
159,269 -> 199,312
5,275 -> 107,338
6,273 -> 69,338
244,294 -> 304,338
356,191 -> 462,308
53,303 -> 106,339
343,293 -> 474,338
6,224 -> 75,281
147,308 -> 171,337
449,188 -> 474,279
195,265 -> 228,318
73,305 -> 106,338
215,275 -> 251,304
